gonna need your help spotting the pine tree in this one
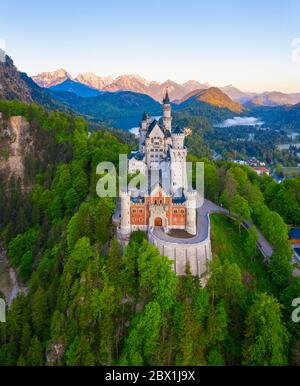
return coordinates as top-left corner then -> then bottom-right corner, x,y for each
27,336 -> 44,366
31,287 -> 48,339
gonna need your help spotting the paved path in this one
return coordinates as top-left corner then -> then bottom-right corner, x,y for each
239,218 -> 273,258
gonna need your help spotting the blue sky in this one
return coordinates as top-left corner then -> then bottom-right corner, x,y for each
1,0 -> 300,92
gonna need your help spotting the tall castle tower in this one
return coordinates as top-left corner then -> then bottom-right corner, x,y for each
162,89 -> 172,132
120,191 -> 131,236
185,190 -> 197,235
170,127 -> 187,195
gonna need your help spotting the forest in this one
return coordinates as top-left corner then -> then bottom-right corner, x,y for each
173,112 -> 300,166
0,100 -> 299,366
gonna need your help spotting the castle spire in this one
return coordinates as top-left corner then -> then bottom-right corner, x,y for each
163,89 -> 170,104
142,111 -> 148,121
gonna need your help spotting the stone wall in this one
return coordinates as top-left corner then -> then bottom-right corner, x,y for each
148,221 -> 212,277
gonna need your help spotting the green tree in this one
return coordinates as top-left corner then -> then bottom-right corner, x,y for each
242,293 -> 289,365
64,187 -> 79,214
27,336 -> 44,366
31,287 -> 48,339
245,226 -> 259,259
230,194 -> 252,232
268,243 -> 293,289
19,251 -> 33,281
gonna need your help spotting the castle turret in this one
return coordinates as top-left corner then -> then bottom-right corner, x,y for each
185,190 -> 197,235
171,126 -> 185,149
139,111 -> 148,151
141,111 -> 148,131
163,90 -> 172,132
120,191 -> 131,235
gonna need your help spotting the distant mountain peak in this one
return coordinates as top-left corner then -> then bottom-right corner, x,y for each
199,87 -> 243,113
247,91 -> 300,107
32,69 -> 72,88
75,73 -> 113,90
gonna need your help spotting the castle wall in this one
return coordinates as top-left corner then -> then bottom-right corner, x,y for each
148,224 -> 212,276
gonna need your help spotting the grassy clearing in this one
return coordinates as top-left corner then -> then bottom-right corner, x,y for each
210,213 -> 274,294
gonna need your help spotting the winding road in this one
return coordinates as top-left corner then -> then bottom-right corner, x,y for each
151,199 -> 274,259
151,199 -> 227,244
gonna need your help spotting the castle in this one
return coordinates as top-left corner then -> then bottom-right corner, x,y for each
119,91 -> 197,237
114,91 -> 213,277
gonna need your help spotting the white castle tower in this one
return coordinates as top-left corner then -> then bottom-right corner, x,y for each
185,190 -> 197,235
170,127 -> 188,195
120,190 -> 131,236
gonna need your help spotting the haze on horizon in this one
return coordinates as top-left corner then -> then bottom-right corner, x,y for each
1,0 -> 300,93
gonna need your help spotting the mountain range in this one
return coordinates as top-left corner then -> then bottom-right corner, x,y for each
1,53 -> 300,131
33,70 -> 210,102
32,68 -> 300,106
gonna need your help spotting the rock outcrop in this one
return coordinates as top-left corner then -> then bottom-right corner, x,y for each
0,53 -> 33,103
0,113 -> 33,182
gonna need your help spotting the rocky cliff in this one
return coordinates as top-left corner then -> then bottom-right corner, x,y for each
0,113 -> 33,182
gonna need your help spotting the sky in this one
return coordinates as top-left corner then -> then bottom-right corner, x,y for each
1,0 -> 300,93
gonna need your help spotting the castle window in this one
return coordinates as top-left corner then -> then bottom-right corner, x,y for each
140,218 -> 143,222
132,209 -> 136,213
174,209 -> 178,214
181,209 -> 185,214
139,209 -> 143,213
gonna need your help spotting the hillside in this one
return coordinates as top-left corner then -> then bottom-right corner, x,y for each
173,87 -> 243,129
249,103 -> 300,129
48,89 -> 162,130
179,87 -> 243,113
220,85 -> 256,104
49,79 -> 102,97
0,53 -> 72,113
0,53 -> 33,103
